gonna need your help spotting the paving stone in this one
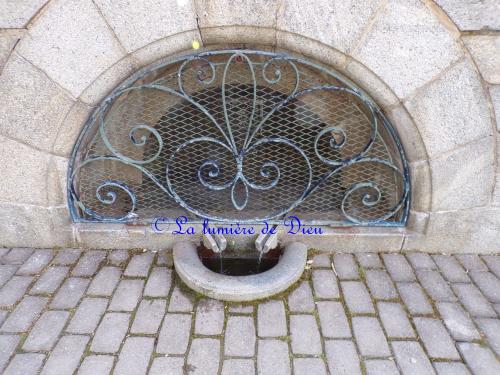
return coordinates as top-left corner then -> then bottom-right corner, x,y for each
228,304 -> 253,314
325,340 -> 361,375
30,266 -> 69,294
0,335 -> 20,372
3,353 -> 45,375
0,248 -> 10,259
149,357 -> 184,375
396,282 -> 433,315
312,269 -> 339,299
433,362 -> 471,375
87,267 -> 121,296
124,253 -> 154,277
0,310 -> 7,326
143,267 -> 172,297
406,252 -> 436,270
16,250 -> 53,275
391,341 -> 435,375
114,337 -> 154,375
365,270 -> 398,300
469,271 -> 500,303
456,254 -> 488,272
0,296 -> 48,332
452,283 -> 496,317
50,277 -> 90,309
432,255 -> 470,283
311,253 -> 331,268
436,302 -> 480,341
294,358 -> 327,375
1,248 -> 33,265
416,270 -> 457,302
67,297 -> 108,334
72,251 -> 106,276
168,285 -> 195,312
352,317 -> 390,357
224,316 -> 255,357
356,253 -> 383,268
377,302 -> 415,338
382,254 -> 416,282
0,276 -> 34,307
77,355 -> 114,375
257,339 -> 291,375
341,281 -> 375,314
40,335 -> 89,375
52,249 -> 81,265
482,255 -> 500,278
0,265 -> 17,287
23,310 -> 70,351
287,281 -> 315,312
413,318 -> 460,360
108,279 -> 144,311
333,254 -> 359,279
365,359 -> 399,375
222,359 -> 255,375
131,299 -> 166,334
317,301 -> 351,338
475,318 -> 500,356
290,314 -> 322,355
194,298 -> 224,336
156,251 -> 173,267
91,312 -> 130,353
457,342 -> 500,375
157,313 -> 192,354
187,338 -> 220,375
107,250 -> 129,266
257,300 -> 287,337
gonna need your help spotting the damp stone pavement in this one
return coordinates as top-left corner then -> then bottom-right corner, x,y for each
1,248 -> 500,375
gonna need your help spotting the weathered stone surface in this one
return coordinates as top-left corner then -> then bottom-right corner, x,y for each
416,270 -> 456,302
463,35 -> 500,84
0,296 -> 47,333
91,312 -> 130,353
413,318 -> 460,360
257,300 -> 287,337
30,266 -> 68,294
52,101 -> 93,157
40,335 -> 89,375
113,337 -> 154,375
392,341 -> 435,375
124,252 -> 154,277
0,265 -> 16,288
407,252 -> 436,270
397,282 -> 433,315
257,339 -> 291,375
23,311 -> 69,351
194,298 -> 224,336
458,342 -> 500,375
2,249 -> 33,265
131,299 -> 166,334
365,359 -> 399,375
333,254 -> 359,279
378,302 -> 415,338
406,59 -> 492,158
365,270 -> 398,300
186,338 -> 220,375
0,276 -> 34,307
16,249 -> 53,275
168,285 -> 195,312
224,316 -> 255,357
382,254 -> 415,282
288,281 -> 315,312
67,297 -> 108,334
109,279 -> 144,311
0,54 -> 74,153
290,315 -> 322,355
491,85 -> 500,132
453,283 -> 497,317
0,30 -> 23,72
432,255 -> 470,282
430,136 -> 494,211
17,0 -> 125,97
157,313 -> 192,354
198,0 -> 279,28
433,362 -> 471,375
294,358 -> 327,375
324,340 -> 361,375
87,267 -> 121,296
317,301 -> 351,338
456,254 -> 489,271
352,317 -> 390,357
469,271 -> 500,303
436,302 -> 480,341
144,267 -> 171,297
312,269 -> 339,298
435,0 -> 500,30
277,0 -> 383,54
341,281 -> 375,314
476,318 -> 500,356
78,355 -> 114,375
2,353 -> 45,375
50,277 -> 89,309
353,0 -> 462,99
52,249 -> 81,265
72,250 -> 106,276
311,253 -> 331,268
356,253 -> 382,269
149,357 -> 184,375
222,359 -> 254,375
0,335 -> 19,373
95,0 -> 196,53
0,0 -> 47,28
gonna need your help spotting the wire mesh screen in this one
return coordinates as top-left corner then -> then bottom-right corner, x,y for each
69,50 -> 410,225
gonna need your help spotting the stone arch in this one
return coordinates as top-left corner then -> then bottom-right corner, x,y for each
0,0 -> 496,251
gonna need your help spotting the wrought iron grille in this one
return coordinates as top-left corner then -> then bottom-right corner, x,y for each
68,49 -> 410,226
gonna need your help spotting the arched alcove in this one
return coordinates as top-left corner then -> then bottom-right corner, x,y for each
68,49 -> 410,227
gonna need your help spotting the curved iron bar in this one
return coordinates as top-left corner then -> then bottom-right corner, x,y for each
68,49 -> 410,226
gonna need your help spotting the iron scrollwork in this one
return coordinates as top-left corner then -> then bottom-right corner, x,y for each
68,50 -> 410,226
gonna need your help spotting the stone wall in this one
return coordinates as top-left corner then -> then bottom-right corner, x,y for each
0,0 -> 498,253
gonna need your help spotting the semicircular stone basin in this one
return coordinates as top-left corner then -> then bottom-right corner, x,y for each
173,241 -> 308,302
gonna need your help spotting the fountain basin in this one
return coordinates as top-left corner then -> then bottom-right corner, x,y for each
173,241 -> 308,301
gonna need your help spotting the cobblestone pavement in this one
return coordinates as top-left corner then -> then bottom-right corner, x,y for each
1,248 -> 500,375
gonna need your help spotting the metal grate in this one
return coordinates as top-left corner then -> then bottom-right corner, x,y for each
69,50 -> 410,226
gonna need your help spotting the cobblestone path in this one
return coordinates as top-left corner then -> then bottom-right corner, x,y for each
0,248 -> 499,374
